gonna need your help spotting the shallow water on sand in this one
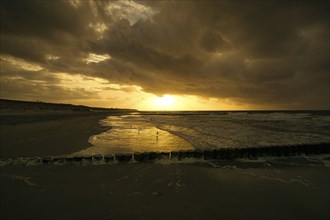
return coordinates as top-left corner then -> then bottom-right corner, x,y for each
73,114 -> 193,155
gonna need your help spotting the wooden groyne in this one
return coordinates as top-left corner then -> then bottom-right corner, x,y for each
0,143 -> 329,166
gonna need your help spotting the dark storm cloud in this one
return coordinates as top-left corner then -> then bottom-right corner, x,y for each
0,0 -> 109,64
0,0 -> 329,109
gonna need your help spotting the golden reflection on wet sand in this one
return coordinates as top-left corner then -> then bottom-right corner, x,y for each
73,115 -> 193,155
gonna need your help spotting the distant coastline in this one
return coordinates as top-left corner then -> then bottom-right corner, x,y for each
0,98 -> 137,126
0,98 -> 137,113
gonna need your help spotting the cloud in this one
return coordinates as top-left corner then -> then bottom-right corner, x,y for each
0,0 -> 329,109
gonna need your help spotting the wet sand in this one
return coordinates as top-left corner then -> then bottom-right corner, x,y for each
0,112 -> 111,158
0,162 -> 329,220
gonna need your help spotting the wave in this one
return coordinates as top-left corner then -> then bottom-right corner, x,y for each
145,112 -> 330,149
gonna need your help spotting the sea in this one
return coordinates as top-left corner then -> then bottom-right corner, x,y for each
73,110 -> 330,156
1,110 -> 329,167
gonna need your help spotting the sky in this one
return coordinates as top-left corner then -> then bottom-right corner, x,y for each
0,0 -> 329,110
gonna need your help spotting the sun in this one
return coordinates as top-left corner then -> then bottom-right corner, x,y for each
137,93 -> 242,111
153,94 -> 175,110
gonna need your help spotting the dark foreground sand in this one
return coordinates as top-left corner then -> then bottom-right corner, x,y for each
0,162 -> 329,220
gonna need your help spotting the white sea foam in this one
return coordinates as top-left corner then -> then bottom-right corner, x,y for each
146,112 -> 330,150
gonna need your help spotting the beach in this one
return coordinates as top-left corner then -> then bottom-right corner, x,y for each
0,108 -> 329,220
1,161 -> 329,220
0,112 -> 112,158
